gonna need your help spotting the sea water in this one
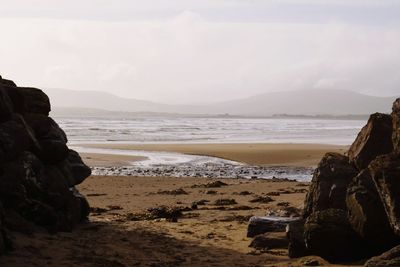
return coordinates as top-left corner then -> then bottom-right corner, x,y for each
56,116 -> 365,145
58,116 -> 365,181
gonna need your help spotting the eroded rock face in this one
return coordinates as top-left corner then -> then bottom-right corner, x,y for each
348,113 -> 393,170
346,169 -> 398,252
303,153 -> 358,218
0,76 -> 91,254
369,153 -> 400,236
393,98 -> 400,153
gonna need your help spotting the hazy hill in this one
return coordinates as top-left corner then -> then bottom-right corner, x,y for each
209,89 -> 396,115
44,88 -> 397,116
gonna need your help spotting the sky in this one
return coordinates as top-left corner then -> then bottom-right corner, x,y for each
0,0 -> 399,104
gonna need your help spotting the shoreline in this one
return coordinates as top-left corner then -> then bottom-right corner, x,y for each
79,142 -> 348,168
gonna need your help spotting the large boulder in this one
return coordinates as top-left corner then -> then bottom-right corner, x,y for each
346,169 -> 398,251
393,98 -> 400,153
348,113 -> 393,170
0,76 -> 91,255
304,209 -> 366,262
303,153 -> 358,218
369,153 -> 400,236
364,245 -> 400,267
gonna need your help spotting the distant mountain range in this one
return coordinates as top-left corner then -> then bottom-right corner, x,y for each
44,88 -> 398,117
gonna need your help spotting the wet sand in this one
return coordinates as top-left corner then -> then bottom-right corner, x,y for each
81,143 -> 348,167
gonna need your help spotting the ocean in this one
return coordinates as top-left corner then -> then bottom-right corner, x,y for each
55,116 -> 365,145
56,116 -> 366,181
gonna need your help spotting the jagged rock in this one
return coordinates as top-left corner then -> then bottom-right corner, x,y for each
393,98 -> 400,153
303,153 -> 358,218
369,153 -> 400,236
348,113 -> 393,170
346,169 -> 398,251
287,219 -> 309,258
304,209 -> 366,262
364,245 -> 400,267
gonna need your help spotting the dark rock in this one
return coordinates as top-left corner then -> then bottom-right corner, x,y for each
348,113 -> 393,170
369,153 -> 400,236
346,169 -> 398,251
35,139 -> 69,164
214,198 -> 237,206
2,83 -> 25,114
0,85 -> 13,122
191,180 -> 228,188
303,153 -> 358,218
249,232 -> 288,250
0,116 -> 37,161
1,78 -> 16,87
304,209 -> 366,262
0,76 -> 91,255
24,114 -> 67,143
365,245 -> 400,267
393,98 -> 400,153
287,219 -> 309,258
66,150 -> 91,185
249,195 -> 274,203
157,188 -> 188,195
247,216 -> 299,237
16,87 -> 50,115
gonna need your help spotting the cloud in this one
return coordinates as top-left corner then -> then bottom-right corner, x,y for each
0,6 -> 399,104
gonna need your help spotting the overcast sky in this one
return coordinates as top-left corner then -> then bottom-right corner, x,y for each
0,0 -> 399,104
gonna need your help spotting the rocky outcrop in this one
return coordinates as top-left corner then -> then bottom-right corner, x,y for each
0,75 -> 91,254
288,98 -> 400,263
303,153 -> 357,218
348,113 -> 393,170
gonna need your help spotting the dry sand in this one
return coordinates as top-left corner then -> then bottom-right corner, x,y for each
0,143 -> 359,266
82,143 -> 348,167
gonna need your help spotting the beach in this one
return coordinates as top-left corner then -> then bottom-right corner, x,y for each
0,142 -> 356,266
80,143 -> 348,167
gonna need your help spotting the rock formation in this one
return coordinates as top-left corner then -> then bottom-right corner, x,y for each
348,113 -> 393,170
303,153 -> 357,218
289,98 -> 400,264
0,76 -> 91,254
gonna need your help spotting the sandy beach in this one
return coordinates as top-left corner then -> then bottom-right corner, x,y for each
81,143 -> 348,167
0,143 -> 357,266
